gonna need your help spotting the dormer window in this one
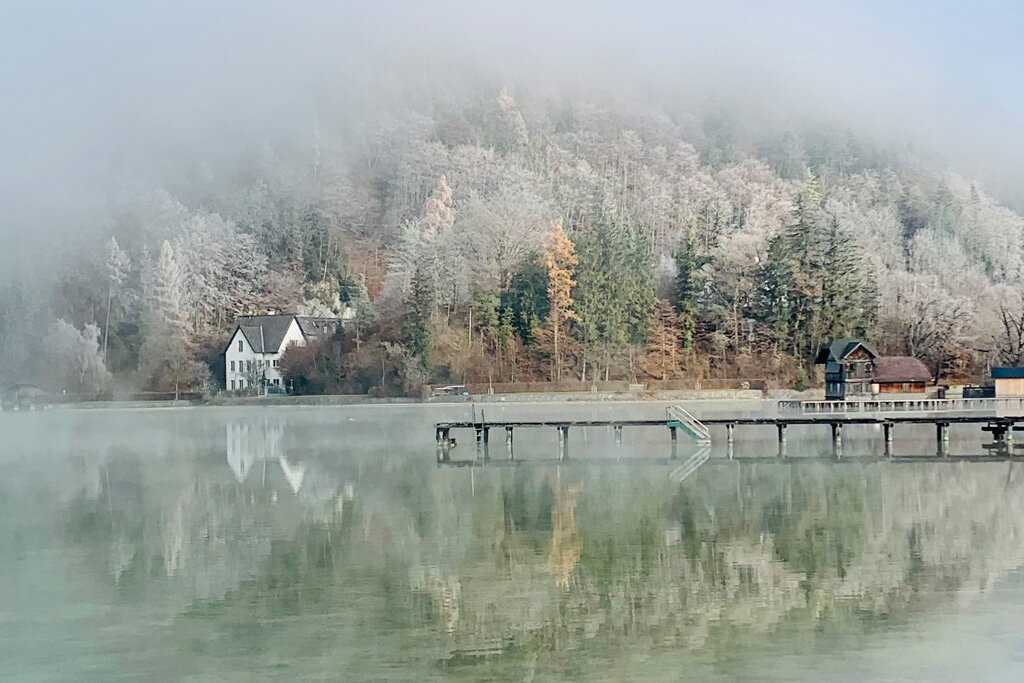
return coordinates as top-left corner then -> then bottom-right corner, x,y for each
238,339 -> 243,352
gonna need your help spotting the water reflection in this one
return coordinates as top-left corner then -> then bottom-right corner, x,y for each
12,410 -> 1024,678
226,417 -> 284,483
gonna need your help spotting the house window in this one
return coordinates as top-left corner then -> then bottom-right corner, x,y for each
273,360 -> 279,367
231,380 -> 236,389
238,339 -> 243,352
273,379 -> 280,385
230,360 -> 235,372
247,361 -> 251,372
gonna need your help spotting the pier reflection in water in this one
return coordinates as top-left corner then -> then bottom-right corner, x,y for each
4,406 -> 1024,680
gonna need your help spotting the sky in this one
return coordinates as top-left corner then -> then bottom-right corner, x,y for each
2,0 -> 1024,273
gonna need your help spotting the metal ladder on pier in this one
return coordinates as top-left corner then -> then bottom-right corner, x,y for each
666,405 -> 711,445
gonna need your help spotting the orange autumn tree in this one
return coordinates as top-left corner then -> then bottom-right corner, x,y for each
543,218 -> 578,381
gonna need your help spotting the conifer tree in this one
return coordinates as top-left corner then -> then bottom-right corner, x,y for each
755,235 -> 792,355
103,236 -> 131,365
574,200 -> 656,379
401,265 -> 432,365
674,234 -> 703,347
140,241 -> 196,397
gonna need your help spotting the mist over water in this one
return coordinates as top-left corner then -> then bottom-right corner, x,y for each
4,404 -> 1024,680
7,4 -> 1024,677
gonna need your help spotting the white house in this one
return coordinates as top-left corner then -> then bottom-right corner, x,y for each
223,314 -> 344,392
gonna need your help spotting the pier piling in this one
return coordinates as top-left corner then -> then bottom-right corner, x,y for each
557,425 -> 569,461
505,426 -> 514,460
434,413 -> 1024,463
937,422 -> 949,456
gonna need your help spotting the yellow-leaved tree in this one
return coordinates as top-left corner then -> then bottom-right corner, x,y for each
543,218 -> 578,381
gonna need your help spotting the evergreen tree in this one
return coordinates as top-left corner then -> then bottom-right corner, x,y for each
103,236 -> 131,366
140,241 -> 197,397
501,260 -> 549,345
674,234 -> 703,347
401,265 -> 432,364
781,195 -> 823,358
624,226 -> 656,344
819,215 -> 866,341
349,273 -> 375,349
574,200 -> 656,379
755,235 -> 792,355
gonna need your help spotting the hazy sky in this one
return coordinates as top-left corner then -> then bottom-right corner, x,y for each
2,1 -> 1024,271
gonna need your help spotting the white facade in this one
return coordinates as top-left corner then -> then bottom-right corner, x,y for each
224,317 -> 306,392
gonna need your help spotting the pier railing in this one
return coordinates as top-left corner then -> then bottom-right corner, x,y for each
779,397 -> 1024,415
666,405 -> 711,444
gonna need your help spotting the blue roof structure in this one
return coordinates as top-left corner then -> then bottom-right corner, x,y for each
992,367 -> 1024,379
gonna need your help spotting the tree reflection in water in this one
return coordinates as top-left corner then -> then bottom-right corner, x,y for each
50,415 -> 1024,678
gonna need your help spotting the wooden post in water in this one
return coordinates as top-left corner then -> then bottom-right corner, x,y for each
1007,424 -> 1014,451
831,423 -> 842,458
670,425 -> 678,459
884,422 -> 893,458
482,426 -> 490,461
505,426 -> 514,460
557,425 -> 569,461
937,422 -> 949,456
614,424 -> 623,447
436,427 -> 451,463
726,423 -> 735,460
475,427 -> 483,459
777,423 -> 787,458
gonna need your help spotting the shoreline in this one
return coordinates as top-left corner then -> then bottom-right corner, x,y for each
5,388 -> 812,413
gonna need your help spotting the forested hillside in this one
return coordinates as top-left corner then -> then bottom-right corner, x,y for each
3,86 -> 1024,396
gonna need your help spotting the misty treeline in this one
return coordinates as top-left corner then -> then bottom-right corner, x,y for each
3,86 -> 1024,396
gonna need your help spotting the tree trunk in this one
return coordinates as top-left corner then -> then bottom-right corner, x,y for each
553,311 -> 560,382
103,285 -> 113,366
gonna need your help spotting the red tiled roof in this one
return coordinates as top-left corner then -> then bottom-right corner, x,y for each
873,356 -> 930,383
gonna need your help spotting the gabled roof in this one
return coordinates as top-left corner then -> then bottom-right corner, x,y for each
224,315 -> 298,354
295,316 -> 343,341
873,356 -> 930,383
992,367 -> 1024,379
814,338 -> 879,364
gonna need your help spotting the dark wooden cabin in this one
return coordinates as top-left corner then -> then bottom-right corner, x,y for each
815,339 -> 879,400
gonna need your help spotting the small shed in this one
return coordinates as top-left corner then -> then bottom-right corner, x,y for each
1,383 -> 48,411
992,367 -> 1024,397
872,357 -> 930,394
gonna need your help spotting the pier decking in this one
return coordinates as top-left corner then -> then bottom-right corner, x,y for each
434,409 -> 1024,462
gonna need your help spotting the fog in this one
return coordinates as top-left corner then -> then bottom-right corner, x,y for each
2,0 -> 1023,274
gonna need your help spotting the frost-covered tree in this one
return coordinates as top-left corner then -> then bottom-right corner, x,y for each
46,319 -> 110,396
103,236 -> 132,364
140,241 -> 200,396
174,211 -> 268,327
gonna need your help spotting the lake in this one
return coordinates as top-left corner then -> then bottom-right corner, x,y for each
4,402 -> 1024,681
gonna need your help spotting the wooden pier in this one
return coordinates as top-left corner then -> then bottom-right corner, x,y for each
434,409 -> 1024,463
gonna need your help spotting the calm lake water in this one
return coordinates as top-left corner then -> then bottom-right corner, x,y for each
4,402 -> 1024,681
